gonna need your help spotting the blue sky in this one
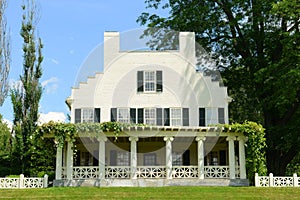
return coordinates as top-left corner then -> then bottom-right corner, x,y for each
0,0 -> 167,123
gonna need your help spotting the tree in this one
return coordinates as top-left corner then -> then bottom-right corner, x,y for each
0,0 -> 10,106
11,0 -> 43,175
0,114 -> 13,176
137,0 -> 300,175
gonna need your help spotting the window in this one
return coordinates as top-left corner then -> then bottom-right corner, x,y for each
144,108 -> 156,125
172,152 -> 183,166
144,153 -> 156,166
199,107 -> 224,126
80,152 -> 94,166
170,108 -> 182,126
82,108 -> 94,122
144,71 -> 156,92
137,70 -> 163,92
206,151 -> 219,166
118,108 -> 130,123
116,151 -> 130,166
75,108 -> 101,123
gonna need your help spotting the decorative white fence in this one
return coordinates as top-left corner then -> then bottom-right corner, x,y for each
62,166 -> 241,179
0,174 -> 48,189
137,166 -> 166,178
172,166 -> 198,178
255,173 -> 300,187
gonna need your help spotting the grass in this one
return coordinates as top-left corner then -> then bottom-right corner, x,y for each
0,186 -> 299,200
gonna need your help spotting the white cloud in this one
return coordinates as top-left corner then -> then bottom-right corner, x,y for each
42,77 -> 59,94
38,112 -> 66,125
51,58 -> 59,65
69,49 -> 75,54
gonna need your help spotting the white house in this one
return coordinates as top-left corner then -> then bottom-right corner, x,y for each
54,31 -> 248,186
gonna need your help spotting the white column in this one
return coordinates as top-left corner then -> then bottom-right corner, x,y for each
55,144 -> 63,180
129,136 -> 139,179
164,136 -> 174,179
237,136 -> 247,179
226,136 -> 236,179
66,141 -> 73,180
97,135 -> 107,179
196,136 -> 206,179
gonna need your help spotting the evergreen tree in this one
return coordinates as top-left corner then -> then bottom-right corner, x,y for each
0,0 -> 10,106
11,0 -> 43,175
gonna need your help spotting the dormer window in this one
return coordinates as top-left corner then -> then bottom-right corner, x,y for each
137,70 -> 163,92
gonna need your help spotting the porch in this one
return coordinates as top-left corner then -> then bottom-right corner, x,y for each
53,126 -> 249,187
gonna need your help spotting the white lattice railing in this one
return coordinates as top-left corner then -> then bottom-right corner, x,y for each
172,166 -> 198,178
73,167 -> 99,179
105,166 -> 130,179
60,166 -> 241,180
136,166 -> 166,178
255,173 -> 299,187
0,174 -> 48,189
204,166 -> 230,178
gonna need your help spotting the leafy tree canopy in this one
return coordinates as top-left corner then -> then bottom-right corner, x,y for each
137,0 -> 300,175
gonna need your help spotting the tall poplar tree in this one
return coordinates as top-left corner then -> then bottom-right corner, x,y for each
0,0 -> 10,106
11,0 -> 43,175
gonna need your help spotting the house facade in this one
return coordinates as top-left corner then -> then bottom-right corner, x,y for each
54,31 -> 248,186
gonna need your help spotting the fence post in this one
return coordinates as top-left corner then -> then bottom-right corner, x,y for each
269,173 -> 274,187
293,173 -> 298,187
19,174 -> 24,189
43,174 -> 48,188
254,173 -> 259,187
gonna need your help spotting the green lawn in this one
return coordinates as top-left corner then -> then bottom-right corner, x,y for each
0,187 -> 299,200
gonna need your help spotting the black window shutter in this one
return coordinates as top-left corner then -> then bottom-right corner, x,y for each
75,150 -> 81,166
156,71 -> 163,92
111,108 -> 117,122
130,108 -> 137,124
199,108 -> 205,126
219,150 -> 226,165
137,108 -> 144,124
137,71 -> 144,92
182,108 -> 189,126
93,150 -> 99,166
218,108 -> 225,124
110,150 -> 117,166
94,108 -> 101,123
164,108 -> 170,126
75,109 -> 81,123
156,108 -> 163,126
183,150 -> 190,166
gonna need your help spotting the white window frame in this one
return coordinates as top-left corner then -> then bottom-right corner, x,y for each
80,151 -> 94,166
144,108 -> 156,125
172,152 -> 183,166
117,151 -> 130,166
117,108 -> 130,123
82,108 -> 94,122
206,151 -> 219,166
144,71 -> 156,92
144,153 -> 157,166
206,108 -> 218,126
170,108 -> 182,126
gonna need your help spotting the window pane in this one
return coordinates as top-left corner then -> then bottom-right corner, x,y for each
206,108 -> 218,125
144,108 -> 156,125
117,151 -> 130,166
144,153 -> 156,166
170,108 -> 182,126
144,71 -> 156,91
172,152 -> 183,166
118,108 -> 130,123
82,108 -> 94,122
